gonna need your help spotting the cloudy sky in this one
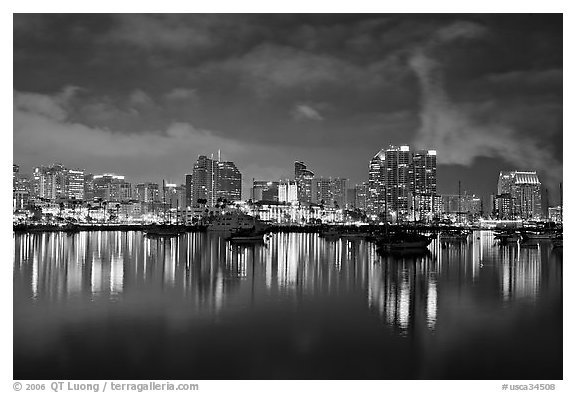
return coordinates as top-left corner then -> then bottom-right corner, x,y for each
13,14 -> 562,203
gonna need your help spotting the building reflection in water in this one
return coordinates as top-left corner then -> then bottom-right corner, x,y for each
13,231 -> 561,333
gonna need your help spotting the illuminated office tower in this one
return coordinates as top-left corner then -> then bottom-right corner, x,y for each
367,149 -> 386,215
353,182 -> 368,211
93,174 -> 131,202
497,171 -> 542,219
384,145 -> 413,220
217,160 -> 242,202
192,155 -> 217,206
66,169 -> 85,201
412,150 -> 438,219
278,180 -> 298,203
134,182 -> 160,203
294,161 -> 314,203
33,163 -> 67,201
13,164 -> 31,209
185,174 -> 193,207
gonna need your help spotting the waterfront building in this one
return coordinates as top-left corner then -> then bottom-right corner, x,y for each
191,154 -> 242,207
294,161 -> 315,203
278,180 -> 298,203
252,180 -> 279,202
367,149 -> 386,215
84,174 -> 95,201
441,192 -> 482,221
192,155 -> 217,207
185,174 -> 193,207
311,177 -> 348,208
246,201 -> 343,224
66,169 -> 85,201
165,183 -> 186,209
13,165 -> 31,210
353,182 -> 368,211
548,206 -> 563,223
135,182 -> 160,203
384,145 -> 413,220
411,150 -> 438,220
216,161 -> 242,202
93,174 -> 131,202
33,163 -> 67,201
496,171 -> 542,220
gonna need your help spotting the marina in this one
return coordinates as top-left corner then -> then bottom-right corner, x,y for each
13,229 -> 562,380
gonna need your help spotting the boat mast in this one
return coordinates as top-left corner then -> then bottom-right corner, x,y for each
458,180 -> 461,225
162,179 -> 166,224
560,182 -> 563,223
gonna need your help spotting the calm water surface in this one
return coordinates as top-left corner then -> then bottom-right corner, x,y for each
13,231 -> 562,379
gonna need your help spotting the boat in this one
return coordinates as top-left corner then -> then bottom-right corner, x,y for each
226,227 -> 267,244
319,227 -> 340,240
440,229 -> 470,242
520,230 -> 556,241
339,231 -> 370,240
144,224 -> 187,237
376,232 -> 433,253
208,213 -> 265,233
494,229 -> 521,244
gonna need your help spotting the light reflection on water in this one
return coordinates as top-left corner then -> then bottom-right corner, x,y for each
13,231 -> 562,379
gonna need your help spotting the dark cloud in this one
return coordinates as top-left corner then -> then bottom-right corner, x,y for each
13,14 -> 562,200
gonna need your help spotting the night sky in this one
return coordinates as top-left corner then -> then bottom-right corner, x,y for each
13,14 -> 563,204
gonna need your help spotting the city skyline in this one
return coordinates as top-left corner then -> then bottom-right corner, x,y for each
13,14 -> 562,204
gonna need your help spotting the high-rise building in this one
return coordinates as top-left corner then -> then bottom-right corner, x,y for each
367,149 -> 386,215
384,145 -> 413,219
278,180 -> 298,203
93,174 -> 131,202
217,161 -> 242,202
496,171 -> 542,219
192,155 -> 217,206
13,164 -> 31,210
165,183 -> 186,209
84,174 -> 95,201
135,182 -> 160,203
294,161 -> 314,203
311,177 -> 348,207
66,169 -> 85,200
252,180 -> 279,202
185,174 -> 193,207
33,163 -> 67,201
412,150 -> 438,219
191,154 -> 242,206
353,182 -> 368,211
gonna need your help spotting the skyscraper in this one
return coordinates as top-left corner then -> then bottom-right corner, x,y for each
412,150 -> 438,220
192,155 -> 217,206
278,180 -> 298,203
191,154 -> 242,207
184,174 -> 193,208
217,161 -> 242,202
294,161 -> 314,203
66,169 -> 85,201
93,174 -> 131,202
368,145 -> 436,221
353,182 -> 368,211
367,149 -> 386,215
33,163 -> 67,201
384,145 -> 413,219
135,182 -> 160,203
497,171 -> 542,219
